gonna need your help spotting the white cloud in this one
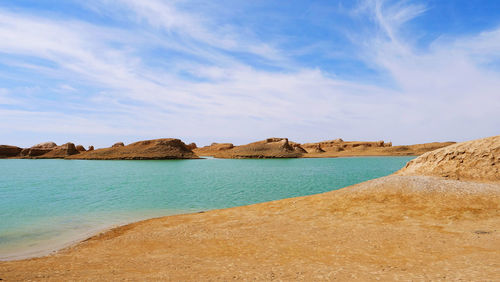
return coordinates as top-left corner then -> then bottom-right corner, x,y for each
0,1 -> 498,147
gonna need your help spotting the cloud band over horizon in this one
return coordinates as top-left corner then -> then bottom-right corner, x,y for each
0,0 -> 499,148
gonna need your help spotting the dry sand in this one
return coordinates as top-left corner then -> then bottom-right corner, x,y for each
0,175 -> 498,281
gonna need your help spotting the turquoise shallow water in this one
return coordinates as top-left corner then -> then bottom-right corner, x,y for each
0,157 -> 413,259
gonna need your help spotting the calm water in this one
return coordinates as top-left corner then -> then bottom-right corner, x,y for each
0,157 -> 413,259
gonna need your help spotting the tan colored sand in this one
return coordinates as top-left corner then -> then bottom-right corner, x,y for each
1,175 -> 498,281
398,135 -> 500,182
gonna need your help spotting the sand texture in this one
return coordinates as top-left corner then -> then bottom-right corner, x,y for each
0,175 -> 498,280
66,138 -> 198,160
398,135 -> 500,182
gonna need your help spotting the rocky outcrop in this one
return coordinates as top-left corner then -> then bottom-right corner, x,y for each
34,143 -> 80,159
186,143 -> 197,150
112,142 -> 125,148
194,143 -> 234,156
214,138 -> 304,159
290,142 -> 307,153
19,142 -> 56,157
307,144 -> 325,153
76,145 -> 86,152
301,139 -> 454,157
88,146 -> 94,151
398,135 -> 500,182
0,145 -> 22,158
31,142 -> 57,149
67,138 -> 197,160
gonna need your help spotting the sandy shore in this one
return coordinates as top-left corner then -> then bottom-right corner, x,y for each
1,175 -> 498,281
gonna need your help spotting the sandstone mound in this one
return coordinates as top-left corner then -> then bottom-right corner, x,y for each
194,143 -> 234,156
0,145 -> 22,158
290,142 -> 307,153
68,138 -> 197,160
20,142 -> 58,157
88,146 -> 94,151
112,142 -> 125,148
215,138 -> 304,158
32,142 -> 57,149
186,143 -> 197,150
306,144 -> 325,153
398,135 -> 500,182
35,143 -> 80,159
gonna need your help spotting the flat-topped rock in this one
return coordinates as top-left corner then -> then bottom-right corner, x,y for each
67,138 -> 197,160
398,135 -> 500,182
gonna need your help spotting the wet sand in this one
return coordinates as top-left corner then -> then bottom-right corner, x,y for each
1,175 -> 498,281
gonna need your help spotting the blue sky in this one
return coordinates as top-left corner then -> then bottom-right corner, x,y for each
0,0 -> 499,148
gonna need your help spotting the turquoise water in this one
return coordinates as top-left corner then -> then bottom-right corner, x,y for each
0,157 -> 413,259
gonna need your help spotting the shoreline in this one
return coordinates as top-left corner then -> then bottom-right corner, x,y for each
1,175 -> 498,280
0,208 -> 199,261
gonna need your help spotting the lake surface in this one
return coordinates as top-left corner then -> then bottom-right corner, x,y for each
0,157 -> 413,260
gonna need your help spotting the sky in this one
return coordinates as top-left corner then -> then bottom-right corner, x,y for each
0,0 -> 499,148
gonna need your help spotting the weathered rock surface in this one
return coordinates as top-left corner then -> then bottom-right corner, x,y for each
76,145 -> 86,152
398,135 -> 500,182
302,139 -> 455,157
20,147 -> 53,157
214,138 -> 304,158
88,146 -> 94,151
186,143 -> 197,150
112,142 -> 125,148
67,138 -> 197,160
34,143 -> 80,159
31,142 -> 57,149
0,145 -> 22,158
307,144 -> 325,153
193,143 -> 234,156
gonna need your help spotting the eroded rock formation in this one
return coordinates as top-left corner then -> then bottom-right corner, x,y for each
0,145 -> 22,158
214,138 -> 304,158
398,135 -> 500,182
68,138 -> 197,160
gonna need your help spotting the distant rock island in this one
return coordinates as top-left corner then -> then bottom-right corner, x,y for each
67,139 -> 198,160
194,138 -> 455,158
1,137 -> 455,160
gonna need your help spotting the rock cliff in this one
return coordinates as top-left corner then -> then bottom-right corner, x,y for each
0,145 -> 22,158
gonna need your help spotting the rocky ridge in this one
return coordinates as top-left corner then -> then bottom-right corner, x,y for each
67,138 -> 197,160
398,135 -> 500,182
212,138 -> 305,158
